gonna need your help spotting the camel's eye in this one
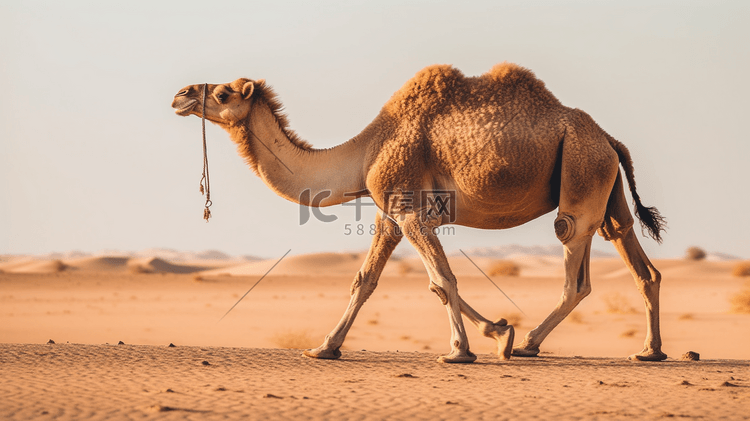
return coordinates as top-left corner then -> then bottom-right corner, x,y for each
216,92 -> 229,103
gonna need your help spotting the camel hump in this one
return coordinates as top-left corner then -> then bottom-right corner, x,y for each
383,62 -> 560,120
484,62 -> 547,90
383,64 -> 466,116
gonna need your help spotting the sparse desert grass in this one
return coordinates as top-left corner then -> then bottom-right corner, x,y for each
603,292 -> 638,314
678,313 -> 695,321
732,261 -> 750,277
685,246 -> 707,261
49,260 -> 67,272
620,329 -> 638,338
128,264 -> 152,274
729,282 -> 750,314
488,260 -> 521,277
270,330 -> 318,349
398,261 -> 413,275
568,311 -> 585,324
504,312 -> 524,328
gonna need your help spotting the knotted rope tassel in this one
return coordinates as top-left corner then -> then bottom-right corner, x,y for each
199,83 -> 212,221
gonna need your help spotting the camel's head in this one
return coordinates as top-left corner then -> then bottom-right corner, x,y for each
171,78 -> 261,125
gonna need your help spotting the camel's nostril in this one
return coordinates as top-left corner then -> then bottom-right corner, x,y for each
176,89 -> 189,97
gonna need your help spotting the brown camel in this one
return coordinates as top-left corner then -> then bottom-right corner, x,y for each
171,62 -> 667,363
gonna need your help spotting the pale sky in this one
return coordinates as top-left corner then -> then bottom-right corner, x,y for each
2,0 -> 749,260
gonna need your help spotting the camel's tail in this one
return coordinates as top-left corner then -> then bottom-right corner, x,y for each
607,135 -> 667,243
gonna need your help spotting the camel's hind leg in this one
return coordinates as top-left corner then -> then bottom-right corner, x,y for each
513,111 -> 619,357
304,211 -> 402,359
599,172 -> 666,361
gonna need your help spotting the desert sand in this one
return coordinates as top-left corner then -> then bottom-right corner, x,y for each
1,251 -> 749,419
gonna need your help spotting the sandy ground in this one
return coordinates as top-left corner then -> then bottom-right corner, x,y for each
1,253 -> 749,419
2,344 -> 748,420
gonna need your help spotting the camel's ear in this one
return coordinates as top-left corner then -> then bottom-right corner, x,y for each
241,81 -> 255,99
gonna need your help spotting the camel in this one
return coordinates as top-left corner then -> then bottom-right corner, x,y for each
171,62 -> 667,363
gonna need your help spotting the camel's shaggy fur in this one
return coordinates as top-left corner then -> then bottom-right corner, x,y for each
172,62 -> 667,363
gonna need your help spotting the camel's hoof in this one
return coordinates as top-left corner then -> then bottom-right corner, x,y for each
511,345 -> 540,358
437,350 -> 477,364
481,321 -> 515,360
302,347 -> 341,360
493,317 -> 508,326
496,325 -> 515,360
628,350 -> 667,361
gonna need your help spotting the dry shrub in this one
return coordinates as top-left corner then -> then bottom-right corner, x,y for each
678,313 -> 695,321
568,311 -> 585,324
49,260 -> 67,272
128,264 -> 152,274
398,261 -> 413,275
489,260 -> 521,277
270,330 -> 318,349
620,329 -> 638,338
729,282 -> 750,314
685,246 -> 707,261
504,312 -> 524,327
732,261 -> 750,277
603,292 -> 638,314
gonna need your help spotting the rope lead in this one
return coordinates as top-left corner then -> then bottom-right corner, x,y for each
200,83 -> 212,222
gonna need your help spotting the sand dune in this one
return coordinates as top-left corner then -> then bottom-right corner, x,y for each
0,259 -> 67,274
199,251 -> 565,278
0,255 -> 240,275
200,252 -> 370,277
126,257 -> 214,274
65,256 -> 130,271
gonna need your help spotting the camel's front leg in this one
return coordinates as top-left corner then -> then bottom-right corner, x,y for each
399,213 -> 475,363
459,298 -> 515,360
418,257 -> 515,360
303,212 -> 402,360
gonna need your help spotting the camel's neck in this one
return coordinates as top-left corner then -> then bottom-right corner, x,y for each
226,101 -> 370,207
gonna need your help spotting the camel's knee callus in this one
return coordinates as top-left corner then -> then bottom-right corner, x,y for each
429,282 -> 448,305
554,214 -> 575,243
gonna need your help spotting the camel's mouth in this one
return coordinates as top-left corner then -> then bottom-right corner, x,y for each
173,99 -> 198,116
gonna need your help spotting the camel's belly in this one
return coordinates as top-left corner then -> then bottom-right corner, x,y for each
430,162 -> 559,229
